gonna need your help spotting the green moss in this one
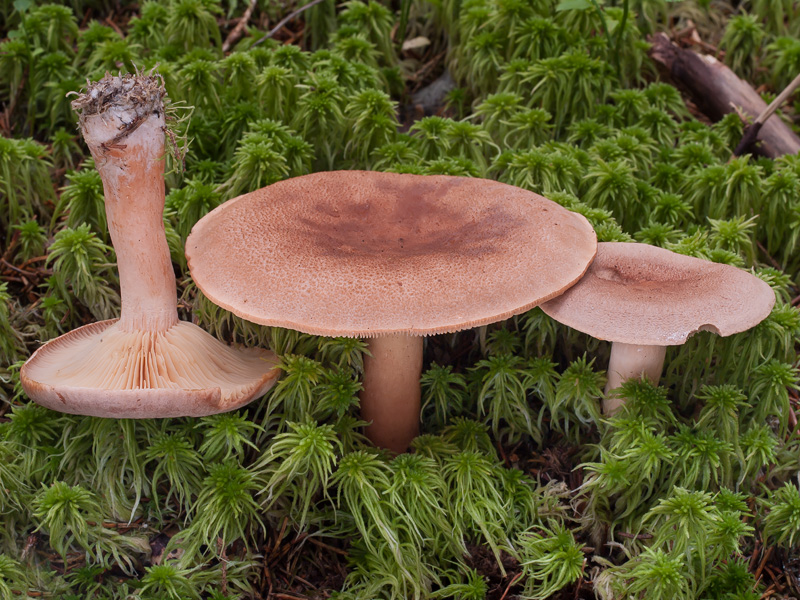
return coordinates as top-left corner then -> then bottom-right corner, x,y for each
2,0 -> 800,597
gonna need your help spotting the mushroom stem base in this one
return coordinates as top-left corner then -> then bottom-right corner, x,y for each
361,334 -> 423,454
604,342 -> 667,414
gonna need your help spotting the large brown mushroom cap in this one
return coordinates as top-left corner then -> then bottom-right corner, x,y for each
539,242 -> 776,346
185,171 -> 597,337
21,320 -> 279,418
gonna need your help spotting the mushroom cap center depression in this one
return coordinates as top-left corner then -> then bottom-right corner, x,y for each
302,188 -> 517,260
185,171 -> 597,338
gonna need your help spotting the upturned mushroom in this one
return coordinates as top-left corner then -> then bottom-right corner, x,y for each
21,73 -> 279,418
185,171 -> 597,452
539,242 -> 775,414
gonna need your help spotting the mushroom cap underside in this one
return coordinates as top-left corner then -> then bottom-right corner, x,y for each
186,171 -> 597,337
539,242 -> 776,346
21,320 -> 280,418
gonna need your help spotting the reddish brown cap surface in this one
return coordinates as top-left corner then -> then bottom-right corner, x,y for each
186,171 -> 597,337
21,320 -> 279,418
539,242 -> 776,346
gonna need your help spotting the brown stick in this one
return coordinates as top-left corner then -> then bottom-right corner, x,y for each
306,537 -> 348,556
499,572 -> 523,600
1,229 -> 20,262
760,584 -> 777,599
573,555 -> 587,600
787,406 -> 797,438
222,0 -> 258,53
735,71 -> 800,156
2,67 -> 29,135
104,17 -> 125,39
251,0 -> 327,47
648,33 -> 800,158
755,545 -> 774,582
616,531 -> 654,540
217,537 -> 229,595
750,539 -> 762,570
757,240 -> 782,271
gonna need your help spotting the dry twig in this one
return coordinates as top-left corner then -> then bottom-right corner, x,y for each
251,0 -> 327,47
222,0 -> 258,52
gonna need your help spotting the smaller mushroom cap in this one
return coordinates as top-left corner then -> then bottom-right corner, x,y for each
21,320 -> 279,418
185,171 -> 597,337
539,242 -> 776,346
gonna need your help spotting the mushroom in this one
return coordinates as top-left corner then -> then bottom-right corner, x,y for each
185,171 -> 597,452
21,73 -> 279,418
539,242 -> 775,414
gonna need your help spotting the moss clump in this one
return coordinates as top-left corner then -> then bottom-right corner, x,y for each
1,0 -> 799,598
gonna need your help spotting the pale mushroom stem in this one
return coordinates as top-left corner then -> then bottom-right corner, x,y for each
604,342 -> 667,414
361,334 -> 423,453
79,88 -> 177,332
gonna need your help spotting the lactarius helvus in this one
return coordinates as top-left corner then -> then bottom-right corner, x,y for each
21,73 -> 279,417
186,171 -> 597,452
540,242 -> 775,414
